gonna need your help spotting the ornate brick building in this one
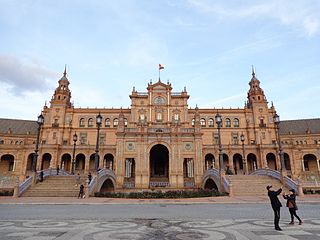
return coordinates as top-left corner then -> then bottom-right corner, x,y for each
0,69 -> 319,191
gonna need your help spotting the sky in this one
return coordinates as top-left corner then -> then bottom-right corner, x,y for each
0,0 -> 319,121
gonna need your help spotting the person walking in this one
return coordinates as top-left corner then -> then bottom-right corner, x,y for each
267,185 -> 283,231
75,172 -> 80,187
78,184 -> 84,199
56,165 -> 60,175
88,172 -> 92,184
283,189 -> 303,225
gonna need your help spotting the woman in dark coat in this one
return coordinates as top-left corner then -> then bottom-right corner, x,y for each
283,189 -> 303,225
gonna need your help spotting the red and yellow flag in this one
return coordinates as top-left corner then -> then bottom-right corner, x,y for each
159,64 -> 164,70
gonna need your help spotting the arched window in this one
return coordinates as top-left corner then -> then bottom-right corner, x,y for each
200,118 -> 206,127
113,118 -> 119,127
233,118 -> 239,128
105,118 -> 110,127
225,118 -> 231,127
79,118 -> 85,127
208,118 -> 214,127
88,118 -> 94,127
156,113 -> 162,121
192,118 -> 195,126
124,118 -> 128,127
174,114 -> 179,121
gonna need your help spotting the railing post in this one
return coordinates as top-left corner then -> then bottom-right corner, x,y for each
85,178 -> 90,198
228,183 -> 234,197
13,176 -> 20,198
297,178 -> 304,197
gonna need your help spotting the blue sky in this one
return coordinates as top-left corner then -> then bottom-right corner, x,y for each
0,0 -> 319,121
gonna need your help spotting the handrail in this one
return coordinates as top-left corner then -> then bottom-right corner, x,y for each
250,168 -> 298,191
18,176 -> 33,196
88,176 -> 97,194
202,168 -> 230,193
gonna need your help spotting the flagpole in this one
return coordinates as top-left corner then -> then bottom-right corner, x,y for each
159,67 -> 160,81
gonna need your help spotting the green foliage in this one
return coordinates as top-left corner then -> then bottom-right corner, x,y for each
95,189 -> 228,198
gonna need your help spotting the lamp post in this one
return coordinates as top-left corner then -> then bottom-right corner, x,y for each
215,113 -> 224,191
32,114 -> 44,183
71,132 -> 78,175
274,114 -> 287,180
240,133 -> 246,175
94,112 -> 102,172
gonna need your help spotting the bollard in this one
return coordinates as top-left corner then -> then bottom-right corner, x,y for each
228,183 -> 234,197
84,178 -> 90,198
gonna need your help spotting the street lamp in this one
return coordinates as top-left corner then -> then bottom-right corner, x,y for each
240,133 -> 246,175
32,113 -> 44,183
274,114 -> 286,173
94,112 -> 102,171
71,132 -> 78,175
215,113 -> 224,179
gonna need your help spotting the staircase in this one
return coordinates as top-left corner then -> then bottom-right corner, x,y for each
22,175 -> 87,197
229,175 -> 290,197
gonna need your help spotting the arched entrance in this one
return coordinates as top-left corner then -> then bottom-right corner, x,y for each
150,144 -> 169,185
26,153 -> 34,171
266,153 -> 277,170
303,154 -> 317,172
204,178 -> 218,190
61,153 -> 71,172
0,154 -> 14,174
233,153 -> 243,175
41,153 -> 51,170
247,153 -> 257,173
104,153 -> 114,170
75,154 -> 85,172
89,153 -> 95,171
284,153 -> 291,170
205,153 -> 215,170
223,153 -> 229,172
100,179 -> 115,193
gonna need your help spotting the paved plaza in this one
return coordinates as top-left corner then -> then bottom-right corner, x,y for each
0,198 -> 320,240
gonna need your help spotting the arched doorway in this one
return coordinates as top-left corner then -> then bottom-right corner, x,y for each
150,144 -> 169,184
41,153 -> 51,170
204,178 -> 218,190
284,153 -> 291,170
104,153 -> 114,170
100,179 -> 115,192
303,154 -> 317,172
266,153 -> 277,170
233,153 -> 243,175
75,154 -> 85,172
0,154 -> 14,174
61,153 -> 71,172
89,153 -> 95,171
247,153 -> 257,173
26,153 -> 34,171
223,153 -> 229,172
205,153 -> 215,170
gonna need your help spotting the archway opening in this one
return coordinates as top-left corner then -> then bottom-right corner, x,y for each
0,154 -> 14,174
284,153 -> 291,170
303,154 -> 317,172
150,144 -> 169,181
26,153 -> 34,171
61,153 -> 71,172
89,153 -> 96,171
205,153 -> 215,170
100,179 -> 115,193
104,153 -> 114,170
75,154 -> 85,173
266,153 -> 276,170
41,153 -> 51,170
204,178 -> 218,190
223,153 -> 229,173
233,153 -> 243,175
247,153 -> 257,173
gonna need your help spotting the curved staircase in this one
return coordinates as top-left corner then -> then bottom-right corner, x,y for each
229,175 -> 290,197
22,175 -> 87,197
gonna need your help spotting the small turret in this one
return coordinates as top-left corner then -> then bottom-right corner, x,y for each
246,67 -> 267,108
50,66 -> 72,107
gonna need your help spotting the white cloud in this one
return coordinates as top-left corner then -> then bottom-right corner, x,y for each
187,0 -> 320,37
0,55 -> 56,96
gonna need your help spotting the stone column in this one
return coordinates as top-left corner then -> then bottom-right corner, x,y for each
13,176 -> 20,198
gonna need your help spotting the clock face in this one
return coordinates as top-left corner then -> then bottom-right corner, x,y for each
154,97 -> 165,105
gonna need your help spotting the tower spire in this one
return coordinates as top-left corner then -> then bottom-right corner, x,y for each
252,65 -> 255,78
63,64 -> 67,77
